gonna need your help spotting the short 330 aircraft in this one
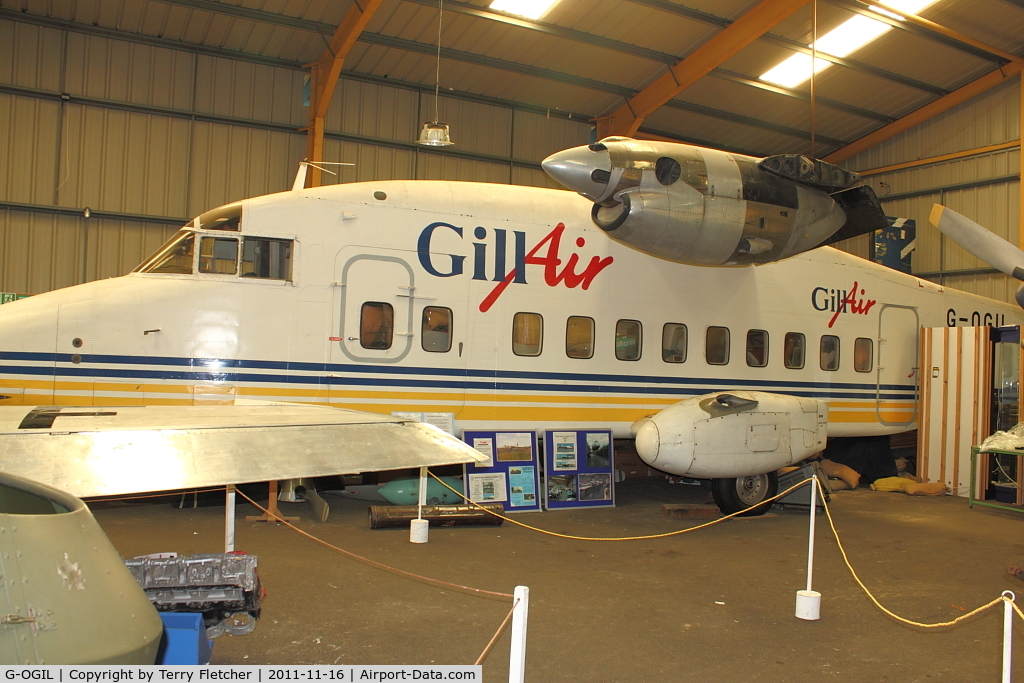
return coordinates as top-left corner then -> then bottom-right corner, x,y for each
0,137 -> 1018,515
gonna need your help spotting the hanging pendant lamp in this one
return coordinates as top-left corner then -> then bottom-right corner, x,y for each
417,0 -> 454,147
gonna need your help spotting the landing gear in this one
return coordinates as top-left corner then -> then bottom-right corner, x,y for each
711,472 -> 778,517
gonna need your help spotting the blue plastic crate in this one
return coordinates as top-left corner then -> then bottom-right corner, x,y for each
158,612 -> 213,665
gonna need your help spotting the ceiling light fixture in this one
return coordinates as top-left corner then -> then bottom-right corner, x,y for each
416,0 -> 454,147
760,0 -> 941,88
489,0 -> 562,21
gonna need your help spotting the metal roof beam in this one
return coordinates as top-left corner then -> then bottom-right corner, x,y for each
305,0 -> 384,187
627,0 -> 948,96
597,0 -> 812,137
403,0 -> 680,65
0,9 -> 596,122
663,99 -> 847,148
150,0 -> 930,117
824,62 -> 1024,163
357,32 -> 636,97
710,70 -> 894,123
825,0 -> 1019,65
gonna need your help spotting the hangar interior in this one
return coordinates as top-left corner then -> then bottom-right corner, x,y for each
1,0 -> 1024,679
0,0 -> 1021,298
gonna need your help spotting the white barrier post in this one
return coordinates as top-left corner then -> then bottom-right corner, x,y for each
225,484 -> 236,552
1004,591 -> 1015,683
795,476 -> 821,620
411,467 -> 429,543
509,586 -> 529,683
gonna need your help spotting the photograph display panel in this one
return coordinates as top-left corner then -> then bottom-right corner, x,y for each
543,429 -> 615,509
463,430 -> 541,512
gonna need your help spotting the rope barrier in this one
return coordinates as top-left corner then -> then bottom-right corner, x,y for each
817,480 -> 1016,628
426,471 -> 810,540
475,598 -> 519,666
233,488 -> 513,601
96,472 -> 1024,633
430,470 -> 1024,630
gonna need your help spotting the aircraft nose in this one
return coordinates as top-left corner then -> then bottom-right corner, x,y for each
634,419 -> 660,465
541,145 -> 611,201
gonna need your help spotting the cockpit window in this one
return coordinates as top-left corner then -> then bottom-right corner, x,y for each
195,203 -> 242,231
199,237 -> 239,275
134,231 -> 196,274
241,238 -> 292,280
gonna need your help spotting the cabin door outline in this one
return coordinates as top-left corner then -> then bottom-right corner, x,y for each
335,254 -> 415,363
876,303 -> 919,426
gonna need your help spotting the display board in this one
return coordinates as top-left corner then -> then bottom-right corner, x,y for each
543,429 -> 615,510
462,430 -> 541,512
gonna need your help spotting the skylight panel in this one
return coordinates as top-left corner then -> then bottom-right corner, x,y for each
489,0 -> 562,20
760,0 -> 941,88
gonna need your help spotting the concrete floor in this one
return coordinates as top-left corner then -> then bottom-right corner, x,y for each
94,478 -> 1024,682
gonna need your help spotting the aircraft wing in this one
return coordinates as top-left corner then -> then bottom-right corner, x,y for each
0,404 -> 487,498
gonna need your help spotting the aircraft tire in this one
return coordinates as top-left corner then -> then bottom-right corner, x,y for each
711,472 -> 778,517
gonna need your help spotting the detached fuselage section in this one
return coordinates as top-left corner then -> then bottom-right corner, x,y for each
542,137 -> 885,267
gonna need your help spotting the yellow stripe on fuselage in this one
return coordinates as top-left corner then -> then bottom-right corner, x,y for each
0,376 -> 917,428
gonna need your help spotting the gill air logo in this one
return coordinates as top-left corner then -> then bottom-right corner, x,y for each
811,281 -> 877,328
417,222 -> 613,312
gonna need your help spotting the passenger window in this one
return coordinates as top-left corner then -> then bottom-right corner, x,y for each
566,316 -> 595,359
746,329 -> 768,367
615,320 -> 642,361
820,335 -> 840,371
854,337 -> 873,373
199,236 -> 239,275
241,238 -> 292,280
360,302 -> 394,350
662,323 -> 687,363
422,306 -> 452,353
706,326 -> 730,365
784,332 -> 805,369
513,312 -> 543,356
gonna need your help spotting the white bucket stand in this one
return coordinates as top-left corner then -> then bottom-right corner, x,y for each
410,467 -> 429,543
795,476 -> 821,620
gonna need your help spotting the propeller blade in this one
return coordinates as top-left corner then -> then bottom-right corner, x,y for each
929,204 -> 1024,281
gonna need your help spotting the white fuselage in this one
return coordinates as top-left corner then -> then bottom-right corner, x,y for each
0,180 -> 1018,439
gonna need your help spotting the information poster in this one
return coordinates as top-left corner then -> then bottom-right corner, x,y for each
462,430 -> 541,512
543,429 -> 615,510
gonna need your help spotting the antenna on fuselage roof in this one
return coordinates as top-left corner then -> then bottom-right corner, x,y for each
292,160 -> 355,192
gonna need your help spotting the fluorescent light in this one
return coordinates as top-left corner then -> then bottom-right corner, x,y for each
489,0 -> 561,20
760,0 -> 940,88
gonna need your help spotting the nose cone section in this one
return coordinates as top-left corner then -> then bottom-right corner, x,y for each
541,145 -> 611,201
634,419 -> 661,465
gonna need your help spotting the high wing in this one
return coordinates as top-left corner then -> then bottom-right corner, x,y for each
0,403 -> 487,498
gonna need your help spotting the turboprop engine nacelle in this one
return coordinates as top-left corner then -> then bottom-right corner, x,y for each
541,137 -> 883,267
632,391 -> 828,478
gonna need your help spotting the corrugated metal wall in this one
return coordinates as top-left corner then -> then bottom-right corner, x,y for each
839,77 -> 1021,307
0,16 -> 591,295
